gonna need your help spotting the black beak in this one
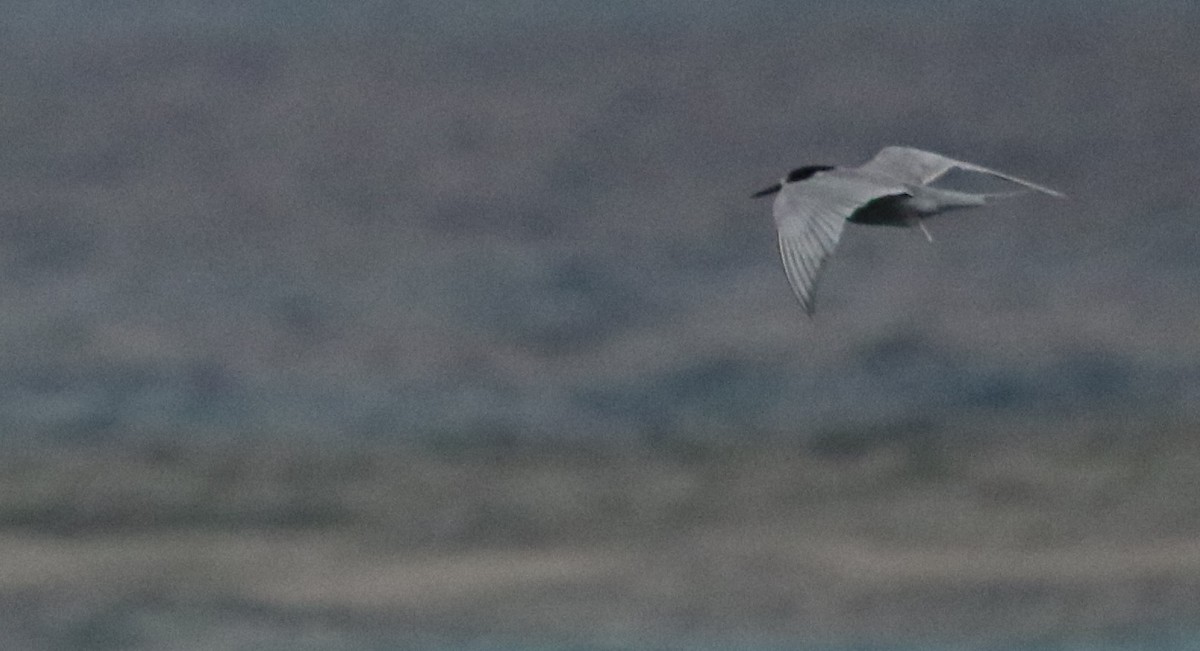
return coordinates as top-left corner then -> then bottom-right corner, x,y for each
751,183 -> 781,198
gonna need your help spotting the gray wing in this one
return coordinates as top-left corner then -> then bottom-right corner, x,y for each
774,174 -> 906,315
859,146 -> 1064,197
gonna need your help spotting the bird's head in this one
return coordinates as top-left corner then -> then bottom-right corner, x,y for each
751,165 -> 833,198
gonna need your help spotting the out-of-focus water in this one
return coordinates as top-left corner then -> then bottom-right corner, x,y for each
12,600 -> 1200,651
1,3 -> 1198,445
3,6 -> 1200,648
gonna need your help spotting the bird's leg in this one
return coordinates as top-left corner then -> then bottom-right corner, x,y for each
907,217 -> 934,243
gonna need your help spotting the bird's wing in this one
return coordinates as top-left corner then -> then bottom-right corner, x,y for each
860,146 -> 1064,197
774,174 -> 906,315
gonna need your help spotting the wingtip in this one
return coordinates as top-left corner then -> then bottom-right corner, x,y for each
1028,182 -> 1067,199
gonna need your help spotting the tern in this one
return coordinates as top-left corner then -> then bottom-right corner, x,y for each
752,146 -> 1064,315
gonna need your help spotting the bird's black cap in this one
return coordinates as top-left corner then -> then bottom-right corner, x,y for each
752,165 -> 833,198
785,165 -> 833,183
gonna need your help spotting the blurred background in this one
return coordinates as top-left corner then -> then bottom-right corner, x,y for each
2,1 -> 1200,649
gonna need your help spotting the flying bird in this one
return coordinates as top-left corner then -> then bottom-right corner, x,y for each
752,146 -> 1064,315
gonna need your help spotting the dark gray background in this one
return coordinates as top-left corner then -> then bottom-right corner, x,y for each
3,1 -> 1197,446
3,4 -> 1200,648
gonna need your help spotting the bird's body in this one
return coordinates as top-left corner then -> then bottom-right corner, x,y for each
753,146 -> 1064,315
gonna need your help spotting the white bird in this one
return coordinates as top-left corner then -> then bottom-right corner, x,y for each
752,146 -> 1065,315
